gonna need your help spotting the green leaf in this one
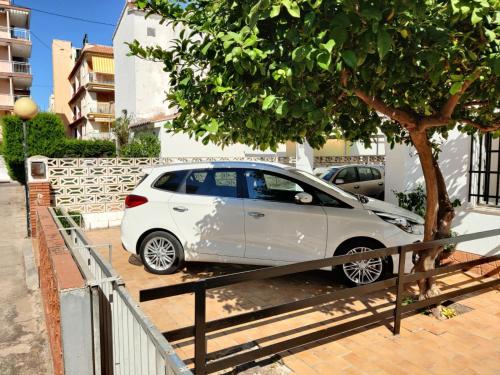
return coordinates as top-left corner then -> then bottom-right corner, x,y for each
316,51 -> 332,70
246,117 -> 254,129
449,82 -> 463,95
282,0 -> 300,18
330,27 -> 347,46
377,28 -> 392,60
262,95 -> 276,110
361,6 -> 382,21
320,39 -> 335,53
341,50 -> 357,69
471,10 -> 482,25
205,119 -> 219,133
270,5 -> 281,18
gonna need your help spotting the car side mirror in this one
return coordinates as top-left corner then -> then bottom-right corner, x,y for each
295,192 -> 313,204
335,178 -> 345,184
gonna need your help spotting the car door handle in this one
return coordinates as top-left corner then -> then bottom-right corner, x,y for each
353,185 -> 360,189
173,206 -> 189,212
248,211 -> 265,218
378,182 -> 384,186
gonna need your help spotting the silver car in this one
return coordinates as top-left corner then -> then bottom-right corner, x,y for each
318,164 -> 385,200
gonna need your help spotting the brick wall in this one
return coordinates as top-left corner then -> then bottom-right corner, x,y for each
29,181 -> 51,237
36,207 -> 85,375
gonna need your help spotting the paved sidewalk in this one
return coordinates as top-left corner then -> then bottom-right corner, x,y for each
0,183 -> 51,375
89,227 -> 500,375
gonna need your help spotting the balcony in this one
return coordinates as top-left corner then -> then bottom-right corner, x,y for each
88,102 -> 115,116
86,131 -> 115,141
0,26 -> 30,41
0,93 -> 13,108
0,60 -> 31,74
87,72 -> 114,85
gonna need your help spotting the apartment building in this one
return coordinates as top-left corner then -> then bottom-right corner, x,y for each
0,0 -> 31,138
52,40 -> 115,139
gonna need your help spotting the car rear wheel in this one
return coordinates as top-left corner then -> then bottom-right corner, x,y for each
139,231 -> 184,275
335,239 -> 388,286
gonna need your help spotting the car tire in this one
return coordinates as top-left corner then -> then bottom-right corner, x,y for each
335,239 -> 389,287
139,231 -> 185,275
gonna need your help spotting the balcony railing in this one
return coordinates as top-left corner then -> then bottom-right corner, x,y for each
87,72 -> 114,85
88,102 -> 115,115
86,132 -> 115,141
0,60 -> 31,74
12,61 -> 30,74
0,26 -> 30,41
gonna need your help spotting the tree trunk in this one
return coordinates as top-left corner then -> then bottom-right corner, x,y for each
408,130 -> 455,300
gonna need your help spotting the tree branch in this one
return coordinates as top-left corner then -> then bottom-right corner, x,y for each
460,119 -> 500,132
440,71 -> 481,118
353,89 -> 418,130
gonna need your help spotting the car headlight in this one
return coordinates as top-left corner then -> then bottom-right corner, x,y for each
375,212 -> 424,235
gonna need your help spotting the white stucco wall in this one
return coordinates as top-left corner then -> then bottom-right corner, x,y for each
384,129 -> 500,256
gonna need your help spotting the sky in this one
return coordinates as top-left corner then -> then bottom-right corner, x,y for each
14,0 -> 123,110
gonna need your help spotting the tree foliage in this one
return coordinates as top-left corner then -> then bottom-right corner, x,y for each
121,133 -> 161,157
112,110 -> 132,149
130,0 -> 499,151
130,0 -> 499,298
1,113 -> 115,183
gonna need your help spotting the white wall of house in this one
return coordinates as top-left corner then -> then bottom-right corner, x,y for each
385,129 -> 500,256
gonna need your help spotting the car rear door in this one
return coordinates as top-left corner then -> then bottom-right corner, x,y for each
242,169 -> 328,262
168,168 -> 245,258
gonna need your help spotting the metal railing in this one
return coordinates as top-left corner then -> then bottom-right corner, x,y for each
12,61 -> 30,74
50,208 -> 190,375
88,102 -> 115,115
140,229 -> 500,374
0,60 -> 31,74
0,26 -> 30,40
88,72 -> 114,85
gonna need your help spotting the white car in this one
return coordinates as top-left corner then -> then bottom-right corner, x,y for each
121,162 -> 423,285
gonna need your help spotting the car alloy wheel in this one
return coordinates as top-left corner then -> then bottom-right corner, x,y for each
143,237 -> 176,272
342,246 -> 384,285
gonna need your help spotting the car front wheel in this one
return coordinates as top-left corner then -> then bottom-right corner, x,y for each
139,231 -> 184,275
335,239 -> 388,286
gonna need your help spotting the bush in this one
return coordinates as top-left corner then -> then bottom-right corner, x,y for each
121,133 -> 161,157
50,139 -> 116,158
1,113 -> 116,183
0,141 -> 3,155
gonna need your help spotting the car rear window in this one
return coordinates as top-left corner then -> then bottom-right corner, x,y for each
153,170 -> 188,192
185,169 -> 238,198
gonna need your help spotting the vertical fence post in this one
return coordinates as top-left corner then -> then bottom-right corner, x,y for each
393,245 -> 406,335
194,281 -> 207,375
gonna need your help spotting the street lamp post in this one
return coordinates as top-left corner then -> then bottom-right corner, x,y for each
13,97 -> 38,237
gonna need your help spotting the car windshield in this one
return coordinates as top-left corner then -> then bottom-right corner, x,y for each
319,167 -> 339,181
290,168 -> 359,202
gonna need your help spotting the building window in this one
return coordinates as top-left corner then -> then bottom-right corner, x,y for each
147,27 -> 156,37
469,133 -> 500,206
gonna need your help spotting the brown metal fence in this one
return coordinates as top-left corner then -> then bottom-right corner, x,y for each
140,229 -> 500,375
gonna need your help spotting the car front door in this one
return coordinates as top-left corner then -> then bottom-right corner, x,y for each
333,166 -> 361,195
242,169 -> 328,263
168,168 -> 245,258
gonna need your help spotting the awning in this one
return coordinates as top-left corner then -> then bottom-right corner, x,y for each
91,56 -> 114,74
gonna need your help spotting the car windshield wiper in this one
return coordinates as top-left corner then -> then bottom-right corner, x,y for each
355,194 -> 369,204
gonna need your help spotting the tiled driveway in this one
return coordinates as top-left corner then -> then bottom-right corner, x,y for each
87,228 -> 500,374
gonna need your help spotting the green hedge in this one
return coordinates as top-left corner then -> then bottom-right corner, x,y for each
121,133 -> 161,157
1,113 -> 116,183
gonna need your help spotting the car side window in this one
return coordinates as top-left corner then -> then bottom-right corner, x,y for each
153,170 -> 187,192
371,167 -> 382,179
245,170 -> 305,203
185,169 -> 238,198
335,167 -> 358,184
314,190 -> 350,208
357,167 -> 374,181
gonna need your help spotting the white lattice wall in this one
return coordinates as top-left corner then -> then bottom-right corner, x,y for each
48,155 -> 385,216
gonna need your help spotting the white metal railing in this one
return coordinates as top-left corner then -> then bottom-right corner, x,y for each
88,72 -> 114,85
50,208 -> 190,375
0,26 -> 30,40
11,61 -> 31,74
88,102 -> 115,115
86,131 -> 115,141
